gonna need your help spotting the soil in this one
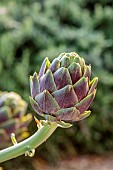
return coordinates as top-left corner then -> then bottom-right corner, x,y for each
1,155 -> 113,170
33,155 -> 113,170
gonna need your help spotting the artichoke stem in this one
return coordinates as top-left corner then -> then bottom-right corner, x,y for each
0,122 -> 58,163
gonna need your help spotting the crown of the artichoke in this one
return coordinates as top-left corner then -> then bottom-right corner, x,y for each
0,92 -> 32,148
30,52 -> 98,122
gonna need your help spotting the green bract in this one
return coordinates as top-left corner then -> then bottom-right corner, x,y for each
0,92 -> 32,148
30,52 -> 98,123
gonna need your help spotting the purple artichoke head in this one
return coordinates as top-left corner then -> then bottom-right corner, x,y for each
30,52 -> 98,123
0,92 -> 32,148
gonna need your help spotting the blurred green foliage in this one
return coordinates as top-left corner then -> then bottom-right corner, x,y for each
0,0 -> 113,160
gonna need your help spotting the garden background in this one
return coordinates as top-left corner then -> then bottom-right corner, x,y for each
0,0 -> 113,169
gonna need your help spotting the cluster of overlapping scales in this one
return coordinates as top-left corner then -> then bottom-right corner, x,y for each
0,92 -> 32,148
30,52 -> 98,123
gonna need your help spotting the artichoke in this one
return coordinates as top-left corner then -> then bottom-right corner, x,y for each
0,91 -> 32,148
30,52 -> 98,123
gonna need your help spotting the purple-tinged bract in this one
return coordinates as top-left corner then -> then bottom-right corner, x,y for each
0,92 -> 32,148
30,52 -> 98,122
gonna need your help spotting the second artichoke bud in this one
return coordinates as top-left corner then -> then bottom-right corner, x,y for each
30,52 -> 98,123
0,92 -> 32,148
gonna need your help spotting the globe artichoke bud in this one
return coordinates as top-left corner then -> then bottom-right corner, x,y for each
30,52 -> 98,123
0,92 -> 32,148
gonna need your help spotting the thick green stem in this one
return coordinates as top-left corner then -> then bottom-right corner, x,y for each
0,122 -> 58,163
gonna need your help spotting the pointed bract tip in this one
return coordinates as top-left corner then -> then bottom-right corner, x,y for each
45,57 -> 51,67
46,69 -> 52,74
68,85 -> 73,90
94,77 -> 98,82
30,76 -> 33,81
44,89 -> 47,94
78,110 -> 91,120
45,57 -> 49,60
88,64 -> 91,69
33,72 -> 38,77
57,121 -> 72,128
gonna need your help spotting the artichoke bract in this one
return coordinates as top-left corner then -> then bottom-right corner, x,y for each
0,92 -> 32,148
30,52 -> 98,123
